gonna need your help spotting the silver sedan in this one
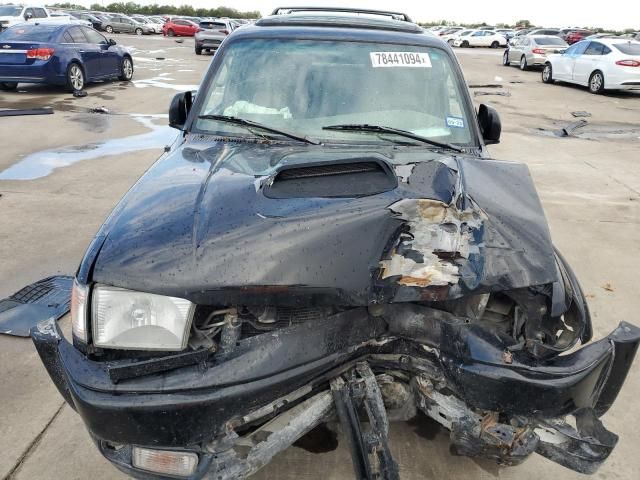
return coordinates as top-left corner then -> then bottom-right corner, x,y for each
503,35 -> 568,70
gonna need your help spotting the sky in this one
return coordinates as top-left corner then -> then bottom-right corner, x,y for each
81,0 -> 638,30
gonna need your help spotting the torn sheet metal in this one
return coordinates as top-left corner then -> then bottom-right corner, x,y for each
0,276 -> 72,337
380,198 -> 484,287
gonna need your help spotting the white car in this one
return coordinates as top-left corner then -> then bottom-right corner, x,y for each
453,29 -> 507,48
443,29 -> 473,46
542,38 -> 640,93
0,4 -> 60,30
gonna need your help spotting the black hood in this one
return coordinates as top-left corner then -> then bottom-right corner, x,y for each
80,139 -> 557,306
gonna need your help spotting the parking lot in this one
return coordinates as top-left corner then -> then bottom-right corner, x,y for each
1,33 -> 639,480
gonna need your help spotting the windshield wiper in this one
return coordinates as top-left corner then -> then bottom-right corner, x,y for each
322,124 -> 464,152
198,114 -> 319,145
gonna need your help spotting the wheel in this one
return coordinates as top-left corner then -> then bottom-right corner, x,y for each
0,82 -> 18,91
542,63 -> 554,83
167,29 -> 175,37
66,63 -> 85,92
502,50 -> 510,66
447,39 -> 454,45
195,47 -> 202,55
491,41 -> 499,48
519,55 -> 528,71
119,56 -> 133,81
135,28 -> 143,36
105,25 -> 113,33
461,40 -> 469,48
589,71 -> 605,94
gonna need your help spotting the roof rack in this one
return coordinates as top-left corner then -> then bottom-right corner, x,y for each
271,7 -> 412,23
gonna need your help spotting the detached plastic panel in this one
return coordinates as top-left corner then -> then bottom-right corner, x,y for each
0,276 -> 73,337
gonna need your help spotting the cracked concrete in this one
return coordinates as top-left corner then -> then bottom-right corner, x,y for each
1,37 -> 639,480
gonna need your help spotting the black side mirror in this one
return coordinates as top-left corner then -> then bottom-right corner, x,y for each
108,38 -> 117,46
24,12 -> 33,20
477,104 -> 501,145
169,91 -> 193,130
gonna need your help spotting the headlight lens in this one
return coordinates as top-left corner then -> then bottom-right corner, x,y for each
92,286 -> 194,350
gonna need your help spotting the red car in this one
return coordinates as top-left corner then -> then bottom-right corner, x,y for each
565,30 -> 593,44
163,18 -> 200,37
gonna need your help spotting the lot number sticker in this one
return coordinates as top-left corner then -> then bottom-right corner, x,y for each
370,52 -> 432,68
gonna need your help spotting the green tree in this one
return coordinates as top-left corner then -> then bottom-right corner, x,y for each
515,19 -> 531,28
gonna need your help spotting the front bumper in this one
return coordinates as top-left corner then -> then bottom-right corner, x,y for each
32,307 -> 639,479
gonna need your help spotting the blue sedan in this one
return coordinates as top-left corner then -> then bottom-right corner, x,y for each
0,23 -> 133,92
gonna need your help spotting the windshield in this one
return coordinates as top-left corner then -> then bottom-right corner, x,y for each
0,25 -> 58,41
0,6 -> 22,16
195,39 -> 475,146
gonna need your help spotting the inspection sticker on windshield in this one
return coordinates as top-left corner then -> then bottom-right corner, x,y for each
446,116 -> 465,128
370,52 -> 432,68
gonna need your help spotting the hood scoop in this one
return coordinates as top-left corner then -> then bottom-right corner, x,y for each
265,158 -> 397,198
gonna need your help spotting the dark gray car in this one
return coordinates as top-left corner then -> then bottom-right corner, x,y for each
103,14 -> 152,35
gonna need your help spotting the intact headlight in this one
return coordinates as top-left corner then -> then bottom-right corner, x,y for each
92,286 -> 195,351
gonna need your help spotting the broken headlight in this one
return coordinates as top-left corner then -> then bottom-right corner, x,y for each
92,286 -> 195,351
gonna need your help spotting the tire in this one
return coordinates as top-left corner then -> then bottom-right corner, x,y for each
66,62 -> 85,92
119,56 -> 134,81
167,29 -> 175,37
519,55 -> 528,71
542,63 -> 554,83
135,28 -> 143,36
502,50 -> 510,66
461,40 -> 469,48
195,47 -> 202,55
589,71 -> 605,94
491,41 -> 499,48
0,82 -> 18,91
105,25 -> 113,34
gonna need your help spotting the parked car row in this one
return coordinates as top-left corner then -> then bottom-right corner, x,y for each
54,9 -> 248,38
501,34 -> 640,94
430,24 -> 639,47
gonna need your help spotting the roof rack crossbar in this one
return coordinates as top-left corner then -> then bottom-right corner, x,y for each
271,7 -> 412,23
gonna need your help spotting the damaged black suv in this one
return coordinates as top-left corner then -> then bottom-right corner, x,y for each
32,7 -> 639,480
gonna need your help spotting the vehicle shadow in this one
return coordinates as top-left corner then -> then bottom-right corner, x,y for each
549,80 -> 640,98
